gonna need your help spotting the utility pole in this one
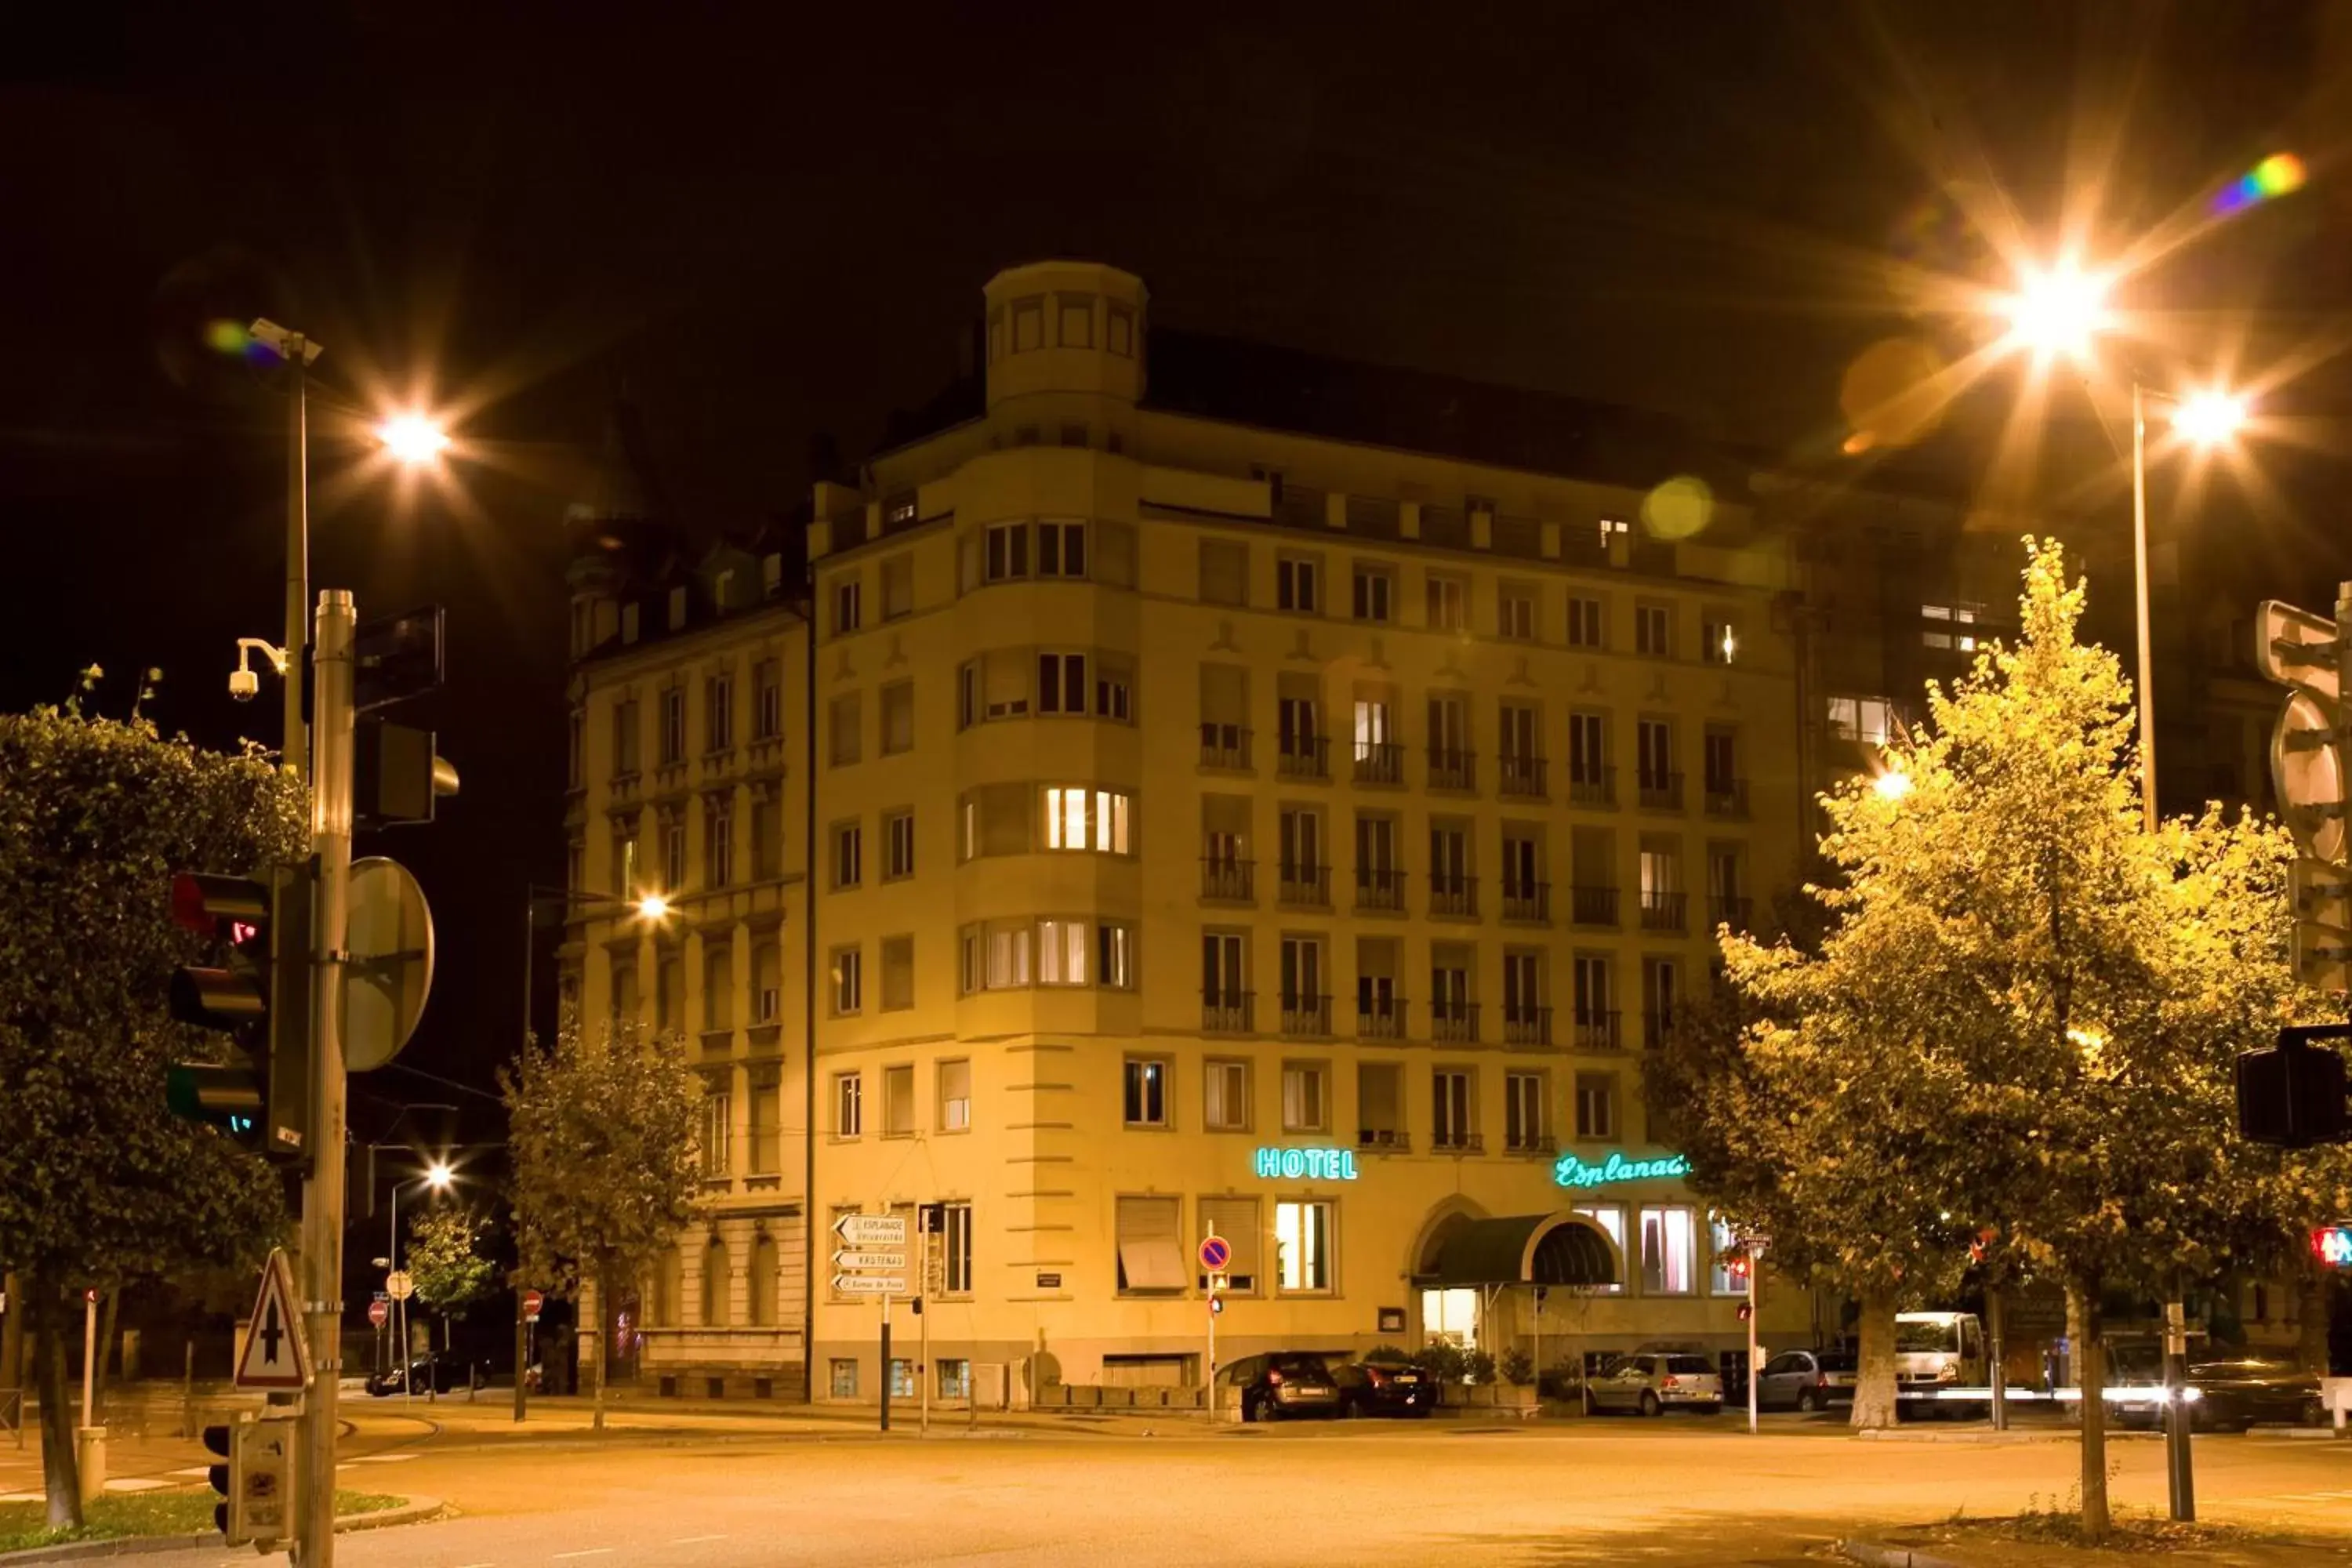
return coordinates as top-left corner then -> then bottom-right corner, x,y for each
281,331 -> 313,787
295,590 -> 356,1566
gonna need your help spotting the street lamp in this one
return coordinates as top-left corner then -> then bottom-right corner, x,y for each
374,412 -> 452,466
1874,768 -> 1914,802
386,1159 -> 459,1407
1998,259 -> 2113,363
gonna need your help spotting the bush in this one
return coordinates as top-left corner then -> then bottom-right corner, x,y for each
1500,1348 -> 1534,1386
1464,1349 -> 1497,1386
1538,1358 -> 1586,1401
1413,1342 -> 1468,1383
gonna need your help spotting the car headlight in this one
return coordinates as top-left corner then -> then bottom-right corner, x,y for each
1936,1364 -> 1959,1382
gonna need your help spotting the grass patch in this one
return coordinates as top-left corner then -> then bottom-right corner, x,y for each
1918,1492 -> 2258,1555
0,1487 -> 406,1554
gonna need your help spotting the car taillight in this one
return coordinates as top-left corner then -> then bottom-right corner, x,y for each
1815,1374 -> 1828,1388
1268,1369 -> 1284,1386
1662,1376 -> 1680,1389
1366,1367 -> 1387,1387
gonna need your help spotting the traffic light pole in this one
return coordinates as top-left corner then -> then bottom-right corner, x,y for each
283,339 -> 310,788
296,590 -> 356,1566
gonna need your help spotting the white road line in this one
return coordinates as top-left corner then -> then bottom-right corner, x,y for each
670,1536 -> 728,1544
169,1465 -> 212,1478
350,1451 -> 422,1462
551,1552 -> 616,1560
103,1477 -> 172,1492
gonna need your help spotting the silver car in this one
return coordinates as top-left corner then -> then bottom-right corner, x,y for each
1585,1352 -> 1725,1416
1756,1348 -> 1857,1412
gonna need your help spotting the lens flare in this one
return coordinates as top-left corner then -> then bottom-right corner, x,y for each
2211,152 -> 2307,216
203,318 -> 250,356
1640,475 -> 1713,541
376,413 -> 452,465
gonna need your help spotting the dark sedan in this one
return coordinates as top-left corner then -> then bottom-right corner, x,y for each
1329,1356 -> 1436,1417
1223,1351 -> 1345,1422
2108,1352 -> 2321,1432
365,1351 -> 488,1397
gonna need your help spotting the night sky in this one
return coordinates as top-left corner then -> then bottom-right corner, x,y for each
5,2 -> 2350,1141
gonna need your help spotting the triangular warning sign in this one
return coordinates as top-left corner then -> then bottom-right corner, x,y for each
235,1247 -> 313,1391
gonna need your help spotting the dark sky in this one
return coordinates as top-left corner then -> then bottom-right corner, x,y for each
5,1 -> 2350,1134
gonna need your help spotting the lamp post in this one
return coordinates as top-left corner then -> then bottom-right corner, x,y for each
385,1162 -> 454,1407
512,884 -> 673,1421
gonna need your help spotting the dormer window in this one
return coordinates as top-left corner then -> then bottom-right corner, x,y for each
668,585 -> 688,630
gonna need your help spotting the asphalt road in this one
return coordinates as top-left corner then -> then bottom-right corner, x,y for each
56,1414 -> 2352,1567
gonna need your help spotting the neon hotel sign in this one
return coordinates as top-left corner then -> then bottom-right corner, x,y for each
1251,1146 -> 1359,1180
1552,1150 -> 1691,1189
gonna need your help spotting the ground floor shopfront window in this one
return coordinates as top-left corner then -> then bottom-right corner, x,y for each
1421,1286 -> 1480,1350
1274,1199 -> 1333,1292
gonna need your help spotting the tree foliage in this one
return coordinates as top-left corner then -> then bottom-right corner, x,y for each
405,1207 -> 496,1321
0,707 -> 307,1523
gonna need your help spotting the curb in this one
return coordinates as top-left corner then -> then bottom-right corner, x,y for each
0,1496 -> 442,1565
1836,1540 -> 1963,1568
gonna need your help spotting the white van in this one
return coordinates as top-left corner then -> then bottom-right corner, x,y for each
1896,1311 -> 1987,1403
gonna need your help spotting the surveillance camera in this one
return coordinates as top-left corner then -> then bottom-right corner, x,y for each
229,667 -> 260,702
246,317 -> 324,366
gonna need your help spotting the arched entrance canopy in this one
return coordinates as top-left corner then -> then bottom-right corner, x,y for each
1414,1212 -> 1619,1288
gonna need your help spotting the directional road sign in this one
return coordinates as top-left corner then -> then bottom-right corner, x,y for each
834,1214 -> 909,1248
833,1273 -> 908,1296
833,1250 -> 908,1272
234,1248 -> 311,1391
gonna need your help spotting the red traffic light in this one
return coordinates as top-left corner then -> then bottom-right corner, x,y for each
173,873 -> 269,943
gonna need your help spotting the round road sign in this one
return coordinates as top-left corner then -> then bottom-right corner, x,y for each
368,1300 -> 389,1329
385,1269 -> 415,1301
1198,1235 -> 1232,1273
523,1287 -> 545,1320
344,856 -> 437,1073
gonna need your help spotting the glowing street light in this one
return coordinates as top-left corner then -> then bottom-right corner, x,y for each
1874,768 -> 1914,802
2170,390 -> 2247,448
423,1161 -> 455,1191
376,412 -> 452,466
1998,260 -> 2113,361
635,893 -> 673,920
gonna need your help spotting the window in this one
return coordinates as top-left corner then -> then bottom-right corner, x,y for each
699,1077 -> 732,1174
1505,1071 -> 1545,1150
662,815 -> 687,893
1640,1207 -> 1698,1294
890,1359 -> 916,1399
610,950 -> 638,1022
1203,931 -> 1246,1016
1825,695 -> 1899,745
1012,297 -> 1044,351
1279,933 -> 1326,1012
1282,1062 -> 1327,1132
1433,1069 -> 1473,1149
754,942 -> 781,1024
1568,711 -> 1606,783
753,661 -> 782,741
1037,519 -> 1087,579
1573,954 -> 1613,1033
567,709 -> 584,789
1566,596 -> 1604,649
939,1061 -> 971,1132
883,811 -> 915,879
1198,1196 -> 1261,1293
1351,561 -> 1395,622
1635,603 -> 1671,657
1709,1216 -> 1745,1295
1573,1203 -> 1626,1294
1115,1196 -> 1185,1293
881,555 -> 914,620
1097,922 -> 1136,989
880,682 -> 915,755
1095,662 -> 1132,722
1037,652 -> 1087,715
1200,538 -> 1249,607
881,935 -> 913,1011
832,821 -> 862,889
829,693 -> 861,766
1498,583 -> 1537,641
706,674 -> 732,752
1123,1058 -> 1169,1127
1643,955 -> 1679,1044
1044,787 -> 1131,853
1575,1073 -> 1616,1139
1358,1062 -> 1403,1146
1204,1059 -> 1250,1131
1426,572 -> 1468,631
1059,294 -> 1093,347
1276,554 -> 1321,613
1038,918 -> 1089,985
984,521 -> 1031,582
834,1072 -> 863,1137
830,1359 -> 859,1399
1107,302 -> 1135,355
1703,616 -> 1737,665
961,920 -> 1033,991
831,946 -> 862,1015
1920,603 -> 1980,652
752,795 -> 782,880
703,943 -> 734,1032
1274,1200 -> 1333,1294
613,825 -> 641,898
1637,718 -> 1673,788
1704,728 -> 1739,797
943,1202 -> 974,1293
883,1064 -> 914,1136
706,799 -> 733,888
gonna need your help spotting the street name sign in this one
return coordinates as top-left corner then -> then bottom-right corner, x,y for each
833,1273 -> 908,1296
833,1249 -> 907,1272
834,1214 -> 909,1247
234,1248 -> 311,1391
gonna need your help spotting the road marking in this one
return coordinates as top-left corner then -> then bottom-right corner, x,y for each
349,1451 -> 421,1462
169,1465 -> 212,1478
670,1535 -> 728,1544
103,1477 -> 173,1492
552,1552 -> 615,1560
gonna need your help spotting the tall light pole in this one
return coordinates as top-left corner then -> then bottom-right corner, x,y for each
386,1163 -> 455,1407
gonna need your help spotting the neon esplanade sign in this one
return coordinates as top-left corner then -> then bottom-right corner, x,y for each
1552,1150 -> 1691,1189
1253,1146 -> 1359,1181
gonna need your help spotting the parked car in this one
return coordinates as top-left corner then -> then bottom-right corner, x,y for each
1327,1356 -> 1435,1417
1756,1348 -> 1857,1412
1223,1351 -> 1345,1422
365,1351 -> 489,1397
2108,1351 -> 2322,1432
1584,1352 -> 1724,1416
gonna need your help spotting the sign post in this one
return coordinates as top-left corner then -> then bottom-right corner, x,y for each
833,1213 -> 909,1432
1199,1234 -> 1230,1417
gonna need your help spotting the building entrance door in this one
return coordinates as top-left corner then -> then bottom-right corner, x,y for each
1421,1287 -> 1480,1351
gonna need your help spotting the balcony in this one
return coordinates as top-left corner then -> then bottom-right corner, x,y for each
1643,1010 -> 1679,1051
1639,770 -> 1685,811
1573,1009 -> 1623,1051
1432,1128 -> 1484,1155
1639,890 -> 1688,932
1352,739 -> 1404,786
1277,734 -> 1330,781
1278,862 -> 1331,908
1570,885 -> 1621,927
1498,753 -> 1548,799
1200,723 -> 1252,771
1358,996 -> 1406,1040
1506,1131 -> 1559,1156
1502,1004 -> 1553,1047
1704,776 -> 1750,818
1501,879 -> 1550,924
1426,747 -> 1475,792
1709,895 -> 1755,931
1429,1000 -> 1479,1044
1280,993 -> 1333,1036
1200,856 -> 1255,902
1355,866 -> 1407,914
1568,765 -> 1615,808
1201,990 -> 1254,1033
1428,872 -> 1477,919
1357,1127 -> 1413,1154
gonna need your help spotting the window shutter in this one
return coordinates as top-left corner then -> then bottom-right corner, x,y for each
1198,1196 -> 1261,1283
1115,1196 -> 1186,1290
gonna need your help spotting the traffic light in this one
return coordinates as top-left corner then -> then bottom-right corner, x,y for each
2312,1225 -> 2352,1267
166,860 -> 314,1166
1724,1252 -> 1751,1286
202,1415 -> 295,1548
201,1422 -> 234,1536
2235,1025 -> 2350,1149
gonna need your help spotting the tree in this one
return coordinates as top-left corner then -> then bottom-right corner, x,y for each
405,1207 -> 497,1370
0,707 -> 306,1526
501,1011 -> 702,1429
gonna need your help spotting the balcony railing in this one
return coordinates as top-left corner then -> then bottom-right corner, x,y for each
1704,777 -> 1750,818
1499,878 -> 1550,924
1277,734 -> 1330,780
1200,856 -> 1255,902
1357,1127 -> 1413,1153
1499,753 -> 1548,799
1358,996 -> 1406,1040
1573,1009 -> 1623,1051
1639,889 -> 1688,931
1426,747 -> 1475,791
1709,895 -> 1755,931
1355,866 -> 1406,913
1201,990 -> 1254,1033
1432,1128 -> 1484,1154
1570,885 -> 1620,927
1503,1004 -> 1552,1047
1505,1131 -> 1558,1156
1643,1010 -> 1679,1051
1428,872 -> 1477,918
1353,739 -> 1404,786
1280,993 -> 1333,1036
1429,1000 -> 1479,1044
1278,862 -> 1331,907
1639,770 -> 1685,811
1200,723 -> 1252,771
1568,765 -> 1616,808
